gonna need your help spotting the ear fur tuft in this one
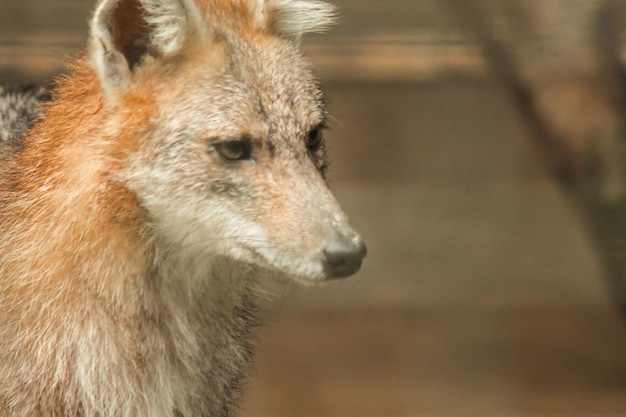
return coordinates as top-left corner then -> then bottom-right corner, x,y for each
265,0 -> 338,37
140,0 -> 191,54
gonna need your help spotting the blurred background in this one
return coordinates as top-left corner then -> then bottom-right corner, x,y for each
3,1 -> 626,415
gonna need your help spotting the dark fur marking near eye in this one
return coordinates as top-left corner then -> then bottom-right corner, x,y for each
265,138 -> 276,156
305,123 -> 330,178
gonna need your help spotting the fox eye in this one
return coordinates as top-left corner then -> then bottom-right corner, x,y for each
213,139 -> 252,162
306,126 -> 324,153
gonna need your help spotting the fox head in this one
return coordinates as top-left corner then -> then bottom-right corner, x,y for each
87,0 -> 366,284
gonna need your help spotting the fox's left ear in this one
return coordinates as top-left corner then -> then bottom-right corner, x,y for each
90,0 -> 204,99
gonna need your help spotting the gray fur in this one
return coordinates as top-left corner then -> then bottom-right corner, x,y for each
0,86 -> 49,148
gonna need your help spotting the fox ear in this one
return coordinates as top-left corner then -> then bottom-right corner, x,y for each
90,0 -> 203,98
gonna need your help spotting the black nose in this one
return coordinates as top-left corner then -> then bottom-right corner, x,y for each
323,235 -> 367,279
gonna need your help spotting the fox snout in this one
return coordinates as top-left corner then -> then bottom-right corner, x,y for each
243,163 -> 367,284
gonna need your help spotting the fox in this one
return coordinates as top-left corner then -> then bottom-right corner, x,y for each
0,0 -> 366,416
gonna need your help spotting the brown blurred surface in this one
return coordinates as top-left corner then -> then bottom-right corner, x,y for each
3,1 -> 626,416
244,309 -> 626,417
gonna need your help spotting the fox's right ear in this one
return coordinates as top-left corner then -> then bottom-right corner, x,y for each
90,0 -> 204,100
